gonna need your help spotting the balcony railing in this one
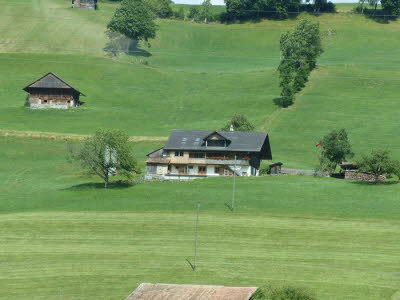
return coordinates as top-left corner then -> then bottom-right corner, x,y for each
146,157 -> 171,164
168,157 -> 250,165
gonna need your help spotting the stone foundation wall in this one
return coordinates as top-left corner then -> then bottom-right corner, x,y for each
30,103 -> 69,109
345,171 -> 385,182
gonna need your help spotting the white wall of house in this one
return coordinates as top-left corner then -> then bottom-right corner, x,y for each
230,165 -> 252,176
187,165 -> 198,175
157,165 -> 168,175
207,165 -> 217,176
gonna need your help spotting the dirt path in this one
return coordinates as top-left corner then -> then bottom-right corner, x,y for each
0,129 -> 167,142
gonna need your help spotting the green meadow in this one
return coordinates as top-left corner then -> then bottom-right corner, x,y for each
1,137 -> 400,300
1,0 -> 400,299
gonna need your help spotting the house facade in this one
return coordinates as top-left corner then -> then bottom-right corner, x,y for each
146,129 -> 272,180
23,73 -> 84,109
72,0 -> 97,9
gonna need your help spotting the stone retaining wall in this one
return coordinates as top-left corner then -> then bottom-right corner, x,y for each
345,171 -> 385,182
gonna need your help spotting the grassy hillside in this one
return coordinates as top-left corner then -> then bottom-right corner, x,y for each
1,0 -> 400,167
1,1 -> 400,299
0,137 -> 399,300
1,137 -> 400,219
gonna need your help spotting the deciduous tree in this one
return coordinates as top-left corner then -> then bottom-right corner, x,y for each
69,129 -> 139,188
107,0 -> 157,44
200,0 -> 213,23
318,129 -> 353,172
381,0 -> 399,16
146,0 -> 173,18
222,114 -> 255,131
276,20 -> 323,107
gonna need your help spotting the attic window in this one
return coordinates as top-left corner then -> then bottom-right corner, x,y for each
204,132 -> 229,147
206,139 -> 226,147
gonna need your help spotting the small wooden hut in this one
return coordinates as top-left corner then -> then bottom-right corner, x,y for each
72,0 -> 97,9
23,73 -> 84,109
125,283 -> 259,300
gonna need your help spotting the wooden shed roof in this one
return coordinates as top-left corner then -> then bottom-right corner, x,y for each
125,283 -> 258,300
23,72 -> 84,95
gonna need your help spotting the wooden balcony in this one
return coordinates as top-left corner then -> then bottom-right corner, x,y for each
168,157 -> 250,165
146,157 -> 171,164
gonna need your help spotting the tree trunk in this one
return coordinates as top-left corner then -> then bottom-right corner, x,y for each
105,174 -> 109,189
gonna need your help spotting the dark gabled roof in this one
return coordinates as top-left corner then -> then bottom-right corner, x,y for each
163,129 -> 272,159
125,283 -> 259,300
23,72 -> 84,95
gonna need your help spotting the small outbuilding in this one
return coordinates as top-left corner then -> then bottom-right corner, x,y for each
23,72 -> 84,109
72,0 -> 97,9
269,162 -> 283,175
125,283 -> 259,300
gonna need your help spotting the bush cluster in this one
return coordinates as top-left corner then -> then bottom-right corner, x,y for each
251,286 -> 317,300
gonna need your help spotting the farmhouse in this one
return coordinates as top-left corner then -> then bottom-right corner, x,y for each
23,72 -> 84,109
146,129 -> 272,179
72,0 -> 97,9
125,283 -> 259,300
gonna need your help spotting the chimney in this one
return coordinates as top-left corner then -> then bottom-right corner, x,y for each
230,124 -> 234,132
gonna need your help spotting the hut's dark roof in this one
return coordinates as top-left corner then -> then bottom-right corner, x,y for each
125,283 -> 259,300
163,129 -> 272,159
23,72 -> 83,95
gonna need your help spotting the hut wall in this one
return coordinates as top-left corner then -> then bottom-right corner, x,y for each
73,0 -> 97,9
29,89 -> 77,109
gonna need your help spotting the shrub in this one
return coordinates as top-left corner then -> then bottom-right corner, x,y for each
357,150 -> 400,182
273,96 -> 294,108
251,286 -> 317,300
268,286 -> 317,300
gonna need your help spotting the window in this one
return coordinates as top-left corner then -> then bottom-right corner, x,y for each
175,151 -> 184,157
188,166 -> 194,169
206,140 -> 226,147
189,152 -> 205,158
198,166 -> 206,173
44,100 -> 48,103
214,167 -> 220,174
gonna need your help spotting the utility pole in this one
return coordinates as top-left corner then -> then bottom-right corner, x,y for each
231,154 -> 237,211
187,201 -> 200,271
193,201 -> 200,270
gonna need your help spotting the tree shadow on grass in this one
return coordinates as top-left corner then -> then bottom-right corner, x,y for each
64,181 -> 136,191
348,180 -> 399,186
103,34 -> 152,57
360,9 -> 398,24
